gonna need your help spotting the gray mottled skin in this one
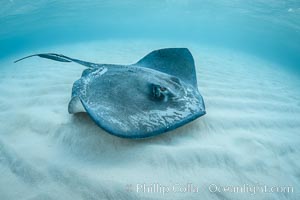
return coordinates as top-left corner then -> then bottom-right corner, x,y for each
15,48 -> 206,138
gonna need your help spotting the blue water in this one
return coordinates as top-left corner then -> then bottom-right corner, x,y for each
1,0 -> 300,70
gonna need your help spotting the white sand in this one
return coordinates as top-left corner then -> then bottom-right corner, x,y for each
0,40 -> 299,200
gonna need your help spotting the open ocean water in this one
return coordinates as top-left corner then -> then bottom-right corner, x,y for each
1,0 -> 300,69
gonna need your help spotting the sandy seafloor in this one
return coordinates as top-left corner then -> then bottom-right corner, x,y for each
0,40 -> 300,200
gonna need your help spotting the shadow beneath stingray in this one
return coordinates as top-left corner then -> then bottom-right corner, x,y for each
52,112 -> 206,164
74,112 -> 204,142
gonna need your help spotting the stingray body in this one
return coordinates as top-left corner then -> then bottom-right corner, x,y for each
15,48 -> 206,138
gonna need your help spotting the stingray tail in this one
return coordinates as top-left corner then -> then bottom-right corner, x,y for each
14,53 -> 101,68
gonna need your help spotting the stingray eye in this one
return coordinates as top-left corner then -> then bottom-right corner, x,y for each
160,87 -> 166,91
151,84 -> 169,101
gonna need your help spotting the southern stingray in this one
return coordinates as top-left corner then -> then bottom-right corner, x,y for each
15,48 -> 206,138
